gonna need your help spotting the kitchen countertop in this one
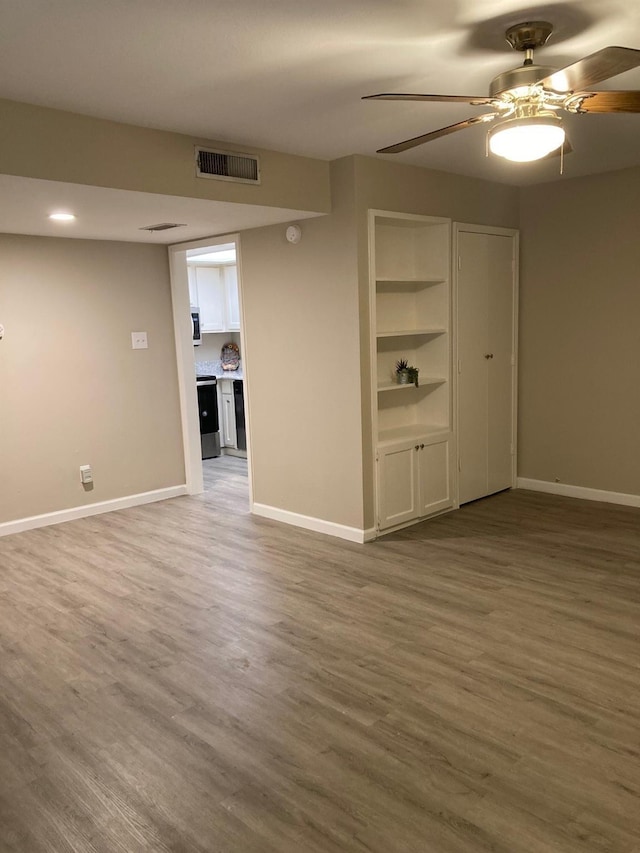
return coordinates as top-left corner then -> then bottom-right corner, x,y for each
195,359 -> 243,381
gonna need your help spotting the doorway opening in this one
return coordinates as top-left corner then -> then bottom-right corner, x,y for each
168,234 -> 251,510
189,241 -> 247,497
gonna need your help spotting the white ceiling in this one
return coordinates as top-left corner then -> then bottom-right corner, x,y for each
0,0 -> 639,189
0,175 -> 321,243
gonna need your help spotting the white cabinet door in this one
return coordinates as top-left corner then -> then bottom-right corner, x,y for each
195,267 -> 225,332
225,265 -> 241,331
221,389 -> 237,448
188,266 -> 198,307
457,228 -> 517,505
418,438 -> 452,516
378,440 -> 419,530
378,434 -> 454,531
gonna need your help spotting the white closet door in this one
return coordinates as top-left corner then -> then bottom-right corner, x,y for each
457,228 -> 516,505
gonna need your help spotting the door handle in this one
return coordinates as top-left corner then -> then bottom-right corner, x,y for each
484,353 -> 494,359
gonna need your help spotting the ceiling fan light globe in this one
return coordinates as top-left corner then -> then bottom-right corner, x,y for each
489,117 -> 565,162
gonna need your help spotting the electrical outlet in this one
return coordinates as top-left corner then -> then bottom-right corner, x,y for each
80,465 -> 93,485
131,331 -> 148,349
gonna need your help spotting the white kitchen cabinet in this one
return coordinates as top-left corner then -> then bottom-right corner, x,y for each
188,263 -> 240,334
369,210 -> 455,534
188,266 -> 198,307
455,224 -> 518,505
377,433 -> 452,531
225,266 -> 241,331
193,266 -> 225,332
219,379 -> 237,448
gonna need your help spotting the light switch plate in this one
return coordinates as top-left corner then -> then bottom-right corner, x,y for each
131,331 -> 148,349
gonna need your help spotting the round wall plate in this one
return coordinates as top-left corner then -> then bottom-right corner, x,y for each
286,225 -> 302,244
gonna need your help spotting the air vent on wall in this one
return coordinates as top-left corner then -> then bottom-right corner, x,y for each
195,146 -> 261,185
139,223 -> 187,232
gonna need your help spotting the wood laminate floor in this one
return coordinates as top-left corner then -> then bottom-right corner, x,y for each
0,462 -> 639,852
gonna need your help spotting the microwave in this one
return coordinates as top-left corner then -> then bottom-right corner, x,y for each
191,306 -> 202,346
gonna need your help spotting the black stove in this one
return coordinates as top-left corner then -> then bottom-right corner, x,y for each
195,376 -> 220,458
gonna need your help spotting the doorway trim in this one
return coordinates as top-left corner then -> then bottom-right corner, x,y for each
167,233 -> 253,508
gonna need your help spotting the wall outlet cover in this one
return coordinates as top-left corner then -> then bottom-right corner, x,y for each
131,331 -> 148,349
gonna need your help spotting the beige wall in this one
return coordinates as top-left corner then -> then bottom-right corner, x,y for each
240,158 -> 364,529
0,98 -> 331,214
238,155 -> 521,532
518,165 -> 640,495
352,156 -> 520,226
0,235 -> 185,523
352,156 -> 520,527
9,146 -> 634,536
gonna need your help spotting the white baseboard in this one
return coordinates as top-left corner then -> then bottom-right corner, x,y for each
222,448 -> 248,459
0,485 -> 188,538
252,503 -> 374,544
517,478 -> 640,508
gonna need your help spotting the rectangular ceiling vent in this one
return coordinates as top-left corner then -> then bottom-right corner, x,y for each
139,222 -> 186,232
195,146 -> 261,185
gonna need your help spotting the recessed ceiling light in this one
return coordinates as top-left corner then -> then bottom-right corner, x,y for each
49,212 -> 76,222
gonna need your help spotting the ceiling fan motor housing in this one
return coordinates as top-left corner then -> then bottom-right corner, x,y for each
489,64 -> 555,98
505,22 -> 554,52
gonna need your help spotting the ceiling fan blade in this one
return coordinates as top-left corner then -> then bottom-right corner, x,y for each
363,93 -> 492,105
377,114 -> 497,154
538,46 -> 640,93
571,90 -> 640,113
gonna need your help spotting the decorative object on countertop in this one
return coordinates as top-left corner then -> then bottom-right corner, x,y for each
396,358 -> 419,387
221,342 -> 240,371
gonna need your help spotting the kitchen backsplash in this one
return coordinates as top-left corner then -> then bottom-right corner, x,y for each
196,331 -> 241,362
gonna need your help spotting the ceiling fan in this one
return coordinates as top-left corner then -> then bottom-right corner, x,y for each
363,21 -> 640,162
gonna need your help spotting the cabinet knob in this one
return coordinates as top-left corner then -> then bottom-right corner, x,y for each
420,443 -> 425,449
415,445 -> 420,451
484,353 -> 494,359
202,410 -> 208,417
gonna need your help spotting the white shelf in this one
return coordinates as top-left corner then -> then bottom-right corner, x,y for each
377,424 -> 450,447
376,277 -> 445,287
377,378 -> 446,393
376,328 -> 446,339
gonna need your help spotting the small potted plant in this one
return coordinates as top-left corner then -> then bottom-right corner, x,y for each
395,359 -> 419,387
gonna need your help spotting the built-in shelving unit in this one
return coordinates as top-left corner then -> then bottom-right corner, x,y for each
369,210 -> 455,532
